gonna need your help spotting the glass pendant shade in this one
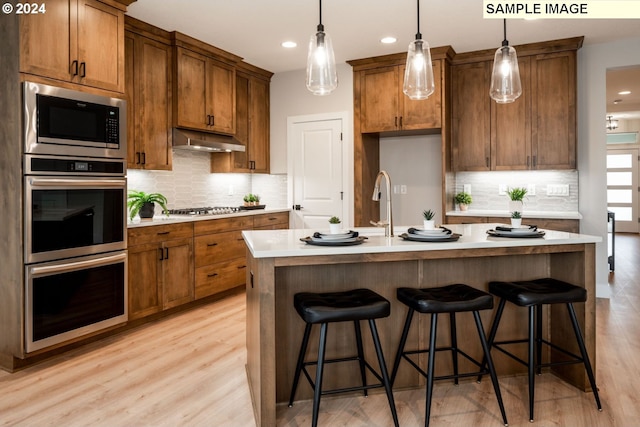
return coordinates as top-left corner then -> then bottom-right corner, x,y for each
306,28 -> 338,96
403,39 -> 435,100
490,45 -> 522,103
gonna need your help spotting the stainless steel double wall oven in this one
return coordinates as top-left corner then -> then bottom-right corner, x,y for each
22,82 -> 128,352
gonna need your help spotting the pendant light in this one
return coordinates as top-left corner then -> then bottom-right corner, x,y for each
490,19 -> 522,103
403,0 -> 435,100
306,0 -> 338,96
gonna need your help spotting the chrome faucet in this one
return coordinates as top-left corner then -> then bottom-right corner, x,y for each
371,170 -> 394,237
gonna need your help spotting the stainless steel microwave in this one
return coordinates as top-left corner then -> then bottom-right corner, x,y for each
23,81 -> 126,159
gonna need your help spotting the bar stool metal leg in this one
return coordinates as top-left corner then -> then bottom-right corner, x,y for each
472,311 -> 508,426
311,323 -> 329,427
450,312 -> 459,386
536,305 -> 543,375
391,308 -> 415,385
368,319 -> 400,427
528,306 -> 536,422
566,303 -> 602,411
354,320 -> 368,397
289,323 -> 313,407
425,313 -> 438,427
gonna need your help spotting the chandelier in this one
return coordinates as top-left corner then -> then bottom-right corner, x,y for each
606,115 -> 619,131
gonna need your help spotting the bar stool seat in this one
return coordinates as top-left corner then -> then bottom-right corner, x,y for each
392,284 -> 508,427
288,288 -> 399,427
482,278 -> 602,422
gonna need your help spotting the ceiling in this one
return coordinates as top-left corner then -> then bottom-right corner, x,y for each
127,0 -> 640,118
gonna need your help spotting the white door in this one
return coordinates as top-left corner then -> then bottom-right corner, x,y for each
606,148 -> 639,233
289,118 -> 345,230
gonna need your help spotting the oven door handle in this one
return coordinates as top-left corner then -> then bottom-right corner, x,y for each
28,178 -> 126,188
28,252 -> 127,278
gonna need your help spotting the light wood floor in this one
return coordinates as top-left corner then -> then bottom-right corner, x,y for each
1,235 -> 639,426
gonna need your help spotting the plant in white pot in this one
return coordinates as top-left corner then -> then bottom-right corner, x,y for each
127,190 -> 169,221
328,216 -> 342,234
454,192 -> 472,211
511,211 -> 522,228
507,187 -> 527,213
422,209 -> 436,230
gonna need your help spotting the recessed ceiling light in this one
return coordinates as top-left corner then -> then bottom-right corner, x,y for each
618,90 -> 631,95
281,41 -> 297,48
380,37 -> 397,44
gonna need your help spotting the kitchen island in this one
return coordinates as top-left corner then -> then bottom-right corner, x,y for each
242,224 -> 600,427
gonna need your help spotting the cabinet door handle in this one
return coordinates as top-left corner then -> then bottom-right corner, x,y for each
135,152 -> 141,164
394,116 -> 398,127
207,242 -> 218,247
141,152 -> 146,165
206,114 -> 211,125
486,157 -> 490,168
158,248 -> 164,261
71,60 -> 78,76
533,155 -> 537,167
210,115 -> 215,126
399,116 -> 403,128
527,156 -> 530,167
207,273 -> 218,278
249,160 -> 255,170
164,248 -> 169,259
79,62 -> 86,78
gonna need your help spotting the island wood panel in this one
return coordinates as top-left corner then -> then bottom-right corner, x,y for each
246,242 -> 596,426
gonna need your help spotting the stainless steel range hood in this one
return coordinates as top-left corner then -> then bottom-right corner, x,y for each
172,128 -> 245,152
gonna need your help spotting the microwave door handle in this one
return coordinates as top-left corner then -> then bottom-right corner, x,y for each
28,178 -> 126,189
28,252 -> 127,278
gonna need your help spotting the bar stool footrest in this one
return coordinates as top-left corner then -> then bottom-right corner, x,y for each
402,346 -> 491,382
301,357 -> 386,397
493,338 -> 588,370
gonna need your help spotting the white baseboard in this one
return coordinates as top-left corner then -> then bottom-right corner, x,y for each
596,282 -> 611,299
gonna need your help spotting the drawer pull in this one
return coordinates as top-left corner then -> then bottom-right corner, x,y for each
238,265 -> 246,269
157,231 -> 170,235
207,242 -> 218,247
207,273 -> 218,278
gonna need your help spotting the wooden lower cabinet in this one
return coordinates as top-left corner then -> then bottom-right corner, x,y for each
195,258 -> 247,299
127,223 -> 194,320
253,211 -> 289,230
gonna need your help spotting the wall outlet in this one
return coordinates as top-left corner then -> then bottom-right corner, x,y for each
527,183 -> 536,196
547,184 -> 570,196
400,184 -> 407,194
228,185 -> 234,195
498,184 -> 508,195
393,185 -> 400,194
463,184 -> 471,194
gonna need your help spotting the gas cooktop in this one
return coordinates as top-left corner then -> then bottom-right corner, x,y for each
166,206 -> 242,216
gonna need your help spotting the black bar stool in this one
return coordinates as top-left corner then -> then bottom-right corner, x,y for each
481,278 -> 602,422
391,284 -> 508,427
288,288 -> 399,427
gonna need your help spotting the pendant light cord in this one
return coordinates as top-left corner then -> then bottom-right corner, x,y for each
317,0 -> 324,31
502,18 -> 508,47
415,0 -> 422,39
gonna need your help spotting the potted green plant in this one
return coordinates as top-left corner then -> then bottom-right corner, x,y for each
127,190 -> 169,221
328,216 -> 342,234
422,209 -> 436,230
454,192 -> 472,211
511,211 -> 522,228
244,193 -> 260,206
507,187 -> 527,213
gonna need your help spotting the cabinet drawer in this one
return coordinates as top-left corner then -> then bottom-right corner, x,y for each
128,222 -> 193,246
193,216 -> 254,235
253,212 -> 289,228
194,230 -> 245,267
195,258 -> 247,299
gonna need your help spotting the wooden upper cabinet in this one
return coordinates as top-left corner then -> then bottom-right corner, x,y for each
491,56 -> 532,170
531,51 -> 577,170
360,61 -> 442,133
20,0 -> 125,92
451,61 -> 491,171
174,46 -> 236,135
451,37 -> 581,172
211,64 -> 272,174
125,27 -> 173,170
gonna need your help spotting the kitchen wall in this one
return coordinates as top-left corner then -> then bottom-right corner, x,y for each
379,134 -> 443,225
127,150 -> 288,209
453,170 -> 579,213
578,36 -> 640,298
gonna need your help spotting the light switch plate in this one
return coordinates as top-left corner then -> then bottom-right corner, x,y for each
463,184 -> 471,194
527,183 -> 536,196
547,184 -> 570,196
498,184 -> 507,195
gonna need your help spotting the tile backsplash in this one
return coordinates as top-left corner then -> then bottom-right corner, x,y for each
127,150 -> 288,209
453,170 -> 579,212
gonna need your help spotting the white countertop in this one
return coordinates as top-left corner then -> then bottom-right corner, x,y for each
446,210 -> 582,220
242,223 -> 601,259
127,207 -> 290,228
